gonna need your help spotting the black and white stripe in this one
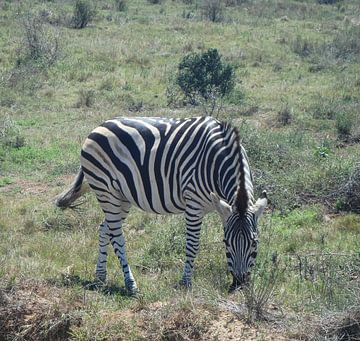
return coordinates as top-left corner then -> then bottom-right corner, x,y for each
56,116 -> 267,293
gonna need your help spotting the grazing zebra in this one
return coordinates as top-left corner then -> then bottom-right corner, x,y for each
55,116 -> 267,294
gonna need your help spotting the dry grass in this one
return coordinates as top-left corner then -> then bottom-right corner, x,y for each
0,281 -> 81,341
0,279 -> 292,340
292,303 -> 360,340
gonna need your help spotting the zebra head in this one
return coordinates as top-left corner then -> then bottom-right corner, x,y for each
211,191 -> 267,290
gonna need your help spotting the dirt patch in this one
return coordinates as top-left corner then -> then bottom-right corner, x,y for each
0,179 -> 50,195
0,175 -> 74,196
0,281 -> 82,341
204,311 -> 285,341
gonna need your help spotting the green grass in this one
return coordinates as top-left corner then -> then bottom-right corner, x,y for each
0,0 -> 359,339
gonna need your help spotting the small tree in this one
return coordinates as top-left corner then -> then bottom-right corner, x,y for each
72,0 -> 96,29
176,48 -> 235,115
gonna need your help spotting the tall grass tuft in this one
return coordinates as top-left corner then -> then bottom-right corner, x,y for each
277,105 -> 293,126
76,89 -> 96,108
336,112 -> 353,138
201,0 -> 224,22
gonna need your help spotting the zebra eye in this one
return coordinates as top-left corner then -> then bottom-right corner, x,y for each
252,241 -> 257,248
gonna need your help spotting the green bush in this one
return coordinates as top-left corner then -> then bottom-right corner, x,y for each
175,48 -> 235,115
72,0 -> 96,29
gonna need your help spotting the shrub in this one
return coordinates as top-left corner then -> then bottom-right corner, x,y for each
175,48 -> 235,115
147,0 -> 164,4
17,14 -> 60,68
243,244 -> 285,321
114,0 -> 127,11
0,116 -> 25,149
339,163 -> 360,213
330,26 -> 360,62
72,0 -> 96,29
201,0 -> 224,22
336,113 -> 353,138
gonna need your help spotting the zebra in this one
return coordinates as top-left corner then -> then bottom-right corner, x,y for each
55,116 -> 267,294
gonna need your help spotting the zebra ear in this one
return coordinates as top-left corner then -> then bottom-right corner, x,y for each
210,192 -> 232,223
252,191 -> 268,221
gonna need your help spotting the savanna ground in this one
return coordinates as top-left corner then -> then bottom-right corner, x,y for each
0,0 -> 360,339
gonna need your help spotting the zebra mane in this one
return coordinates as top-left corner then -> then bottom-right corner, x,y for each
221,121 -> 249,215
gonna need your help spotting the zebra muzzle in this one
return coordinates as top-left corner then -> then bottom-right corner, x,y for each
229,272 -> 250,292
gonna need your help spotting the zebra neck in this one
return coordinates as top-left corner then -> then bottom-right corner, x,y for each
217,146 -> 254,209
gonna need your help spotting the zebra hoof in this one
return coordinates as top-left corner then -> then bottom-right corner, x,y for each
228,278 -> 245,293
125,280 -> 138,296
228,283 -> 242,293
95,274 -> 106,285
175,278 -> 192,290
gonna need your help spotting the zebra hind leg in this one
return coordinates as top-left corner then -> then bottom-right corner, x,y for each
95,221 -> 110,283
96,195 -> 137,295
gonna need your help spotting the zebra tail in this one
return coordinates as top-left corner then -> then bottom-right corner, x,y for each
54,168 -> 88,209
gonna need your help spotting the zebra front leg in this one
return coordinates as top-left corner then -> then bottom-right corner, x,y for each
106,219 -> 138,295
95,221 -> 110,282
180,210 -> 203,288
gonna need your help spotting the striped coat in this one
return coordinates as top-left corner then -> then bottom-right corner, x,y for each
56,116 -> 267,293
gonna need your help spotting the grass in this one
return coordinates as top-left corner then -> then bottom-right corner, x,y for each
0,0 -> 359,339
